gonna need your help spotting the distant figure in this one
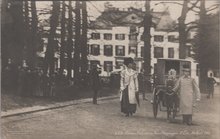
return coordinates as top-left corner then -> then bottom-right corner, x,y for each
120,57 -> 139,117
172,65 -> 201,125
90,64 -> 102,104
207,73 -> 216,99
138,69 -> 147,100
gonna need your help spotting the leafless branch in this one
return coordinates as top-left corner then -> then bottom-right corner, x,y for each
189,1 -> 200,10
190,8 -> 200,13
188,0 -> 200,12
206,6 -> 219,12
154,2 -> 183,7
206,4 -> 220,10
186,26 -> 198,35
185,21 -> 198,26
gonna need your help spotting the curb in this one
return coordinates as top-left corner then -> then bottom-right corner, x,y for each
1,95 -> 119,118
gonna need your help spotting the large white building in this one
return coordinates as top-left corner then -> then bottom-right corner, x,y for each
88,7 -> 182,76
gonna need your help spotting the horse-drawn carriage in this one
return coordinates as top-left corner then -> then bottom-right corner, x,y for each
151,58 -> 199,121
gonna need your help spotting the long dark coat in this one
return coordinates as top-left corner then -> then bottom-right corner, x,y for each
90,69 -> 101,91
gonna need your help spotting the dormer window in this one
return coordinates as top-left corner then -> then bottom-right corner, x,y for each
154,35 -> 164,42
104,34 -> 112,40
115,34 -> 125,40
91,33 -> 100,40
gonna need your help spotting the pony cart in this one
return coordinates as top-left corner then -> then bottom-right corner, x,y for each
151,58 -> 199,121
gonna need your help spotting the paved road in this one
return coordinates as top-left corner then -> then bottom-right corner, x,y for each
2,86 -> 220,139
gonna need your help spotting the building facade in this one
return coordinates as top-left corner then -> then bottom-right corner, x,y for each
88,7 -> 180,76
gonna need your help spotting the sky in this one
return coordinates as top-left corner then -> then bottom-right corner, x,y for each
36,0 -> 219,23
87,1 -> 219,22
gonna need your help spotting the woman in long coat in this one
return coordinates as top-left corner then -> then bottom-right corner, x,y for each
120,57 -> 139,117
172,65 -> 201,125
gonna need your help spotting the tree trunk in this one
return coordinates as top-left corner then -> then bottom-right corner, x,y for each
198,0 -> 208,93
178,0 -> 189,59
143,0 -> 152,93
60,1 -> 66,76
67,1 -> 73,79
44,1 -> 60,76
1,0 -> 11,67
74,1 -> 81,85
9,0 -> 25,66
23,0 -> 30,62
29,1 -> 38,68
81,1 -> 88,83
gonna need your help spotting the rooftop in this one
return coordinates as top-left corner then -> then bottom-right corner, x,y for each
89,7 -> 177,31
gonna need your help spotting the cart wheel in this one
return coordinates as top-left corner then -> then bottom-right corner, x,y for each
153,94 -> 158,118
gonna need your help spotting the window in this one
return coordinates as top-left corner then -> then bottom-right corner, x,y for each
115,34 -> 125,40
129,34 -> 137,40
104,61 -> 113,72
91,33 -> 100,40
116,45 -> 125,56
154,47 -> 163,58
168,48 -> 174,58
90,44 -> 100,56
168,35 -> 175,42
90,60 -> 100,68
104,45 -> 113,56
129,46 -> 137,56
104,34 -> 112,40
141,47 -> 144,57
154,35 -> 164,42
115,60 -> 124,69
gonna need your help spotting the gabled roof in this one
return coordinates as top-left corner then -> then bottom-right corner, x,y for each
89,7 -> 177,31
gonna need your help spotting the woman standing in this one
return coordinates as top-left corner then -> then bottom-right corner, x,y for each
120,57 -> 139,117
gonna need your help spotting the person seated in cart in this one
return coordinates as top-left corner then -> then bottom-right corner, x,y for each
165,69 -> 178,105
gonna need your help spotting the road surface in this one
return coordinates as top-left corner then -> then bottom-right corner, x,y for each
1,86 -> 220,139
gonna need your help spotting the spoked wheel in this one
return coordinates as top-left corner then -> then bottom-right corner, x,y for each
152,88 -> 159,118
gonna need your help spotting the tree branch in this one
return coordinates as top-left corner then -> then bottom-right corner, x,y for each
185,21 -> 198,26
206,4 -> 220,10
190,8 -> 200,13
186,25 -> 198,35
188,1 -> 200,10
154,2 -> 183,7
207,6 -> 219,12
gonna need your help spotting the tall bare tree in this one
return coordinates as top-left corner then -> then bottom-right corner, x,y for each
74,1 -> 81,85
23,0 -> 30,62
143,0 -> 152,92
155,0 -> 200,59
67,1 -> 74,79
9,0 -> 25,66
44,1 -> 60,75
28,1 -> 38,68
178,0 -> 189,59
81,1 -> 88,83
60,1 -> 67,76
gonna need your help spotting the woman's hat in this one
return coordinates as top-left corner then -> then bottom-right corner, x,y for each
124,57 -> 134,66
